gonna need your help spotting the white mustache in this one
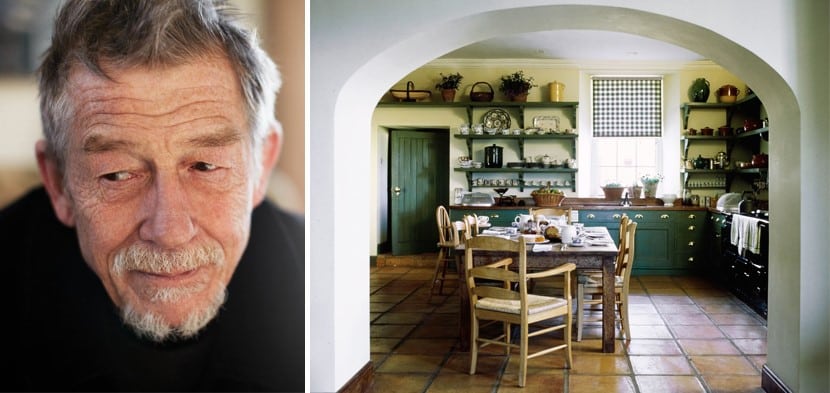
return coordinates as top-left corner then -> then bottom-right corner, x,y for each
112,243 -> 225,275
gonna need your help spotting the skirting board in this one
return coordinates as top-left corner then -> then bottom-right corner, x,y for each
338,361 -> 373,393
762,364 -> 793,393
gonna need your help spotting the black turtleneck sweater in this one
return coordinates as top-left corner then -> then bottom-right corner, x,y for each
0,187 -> 304,392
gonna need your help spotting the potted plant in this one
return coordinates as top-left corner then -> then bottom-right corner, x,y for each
601,182 -> 625,201
435,72 -> 463,102
640,174 -> 663,198
499,70 -> 536,102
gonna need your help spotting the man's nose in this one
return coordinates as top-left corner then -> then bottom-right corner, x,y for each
139,174 -> 197,248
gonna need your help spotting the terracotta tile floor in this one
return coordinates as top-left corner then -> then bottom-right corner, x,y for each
369,264 -> 767,392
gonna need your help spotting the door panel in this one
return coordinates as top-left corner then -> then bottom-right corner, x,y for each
390,130 -> 448,255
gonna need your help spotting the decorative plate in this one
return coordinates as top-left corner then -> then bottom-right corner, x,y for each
482,109 -> 511,130
533,115 -> 560,132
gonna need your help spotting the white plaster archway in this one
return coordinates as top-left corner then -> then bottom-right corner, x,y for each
314,4 -> 809,391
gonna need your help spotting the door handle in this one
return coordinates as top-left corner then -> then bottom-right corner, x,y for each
393,186 -> 401,196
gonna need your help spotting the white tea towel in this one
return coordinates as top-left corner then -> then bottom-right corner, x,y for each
730,215 -> 761,255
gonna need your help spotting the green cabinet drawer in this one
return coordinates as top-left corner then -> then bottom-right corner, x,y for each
626,211 -> 674,222
580,210 -> 628,223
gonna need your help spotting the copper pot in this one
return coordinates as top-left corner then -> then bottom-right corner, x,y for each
744,119 -> 762,132
717,84 -> 740,96
751,153 -> 768,168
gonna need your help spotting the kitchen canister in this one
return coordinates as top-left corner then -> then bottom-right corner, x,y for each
484,144 -> 503,168
549,81 -> 565,102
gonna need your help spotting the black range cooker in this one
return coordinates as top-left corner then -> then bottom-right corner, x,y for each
719,210 -> 769,318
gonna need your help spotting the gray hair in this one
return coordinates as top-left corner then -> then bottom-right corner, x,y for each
37,0 -> 281,171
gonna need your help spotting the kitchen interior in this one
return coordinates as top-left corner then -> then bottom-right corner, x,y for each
370,29 -> 773,391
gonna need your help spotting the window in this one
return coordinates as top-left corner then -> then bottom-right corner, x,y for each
591,77 -> 663,192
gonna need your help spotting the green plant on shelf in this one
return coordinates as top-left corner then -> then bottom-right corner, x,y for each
435,72 -> 463,91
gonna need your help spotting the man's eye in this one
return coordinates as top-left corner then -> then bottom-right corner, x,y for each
102,171 -> 132,182
192,162 -> 218,172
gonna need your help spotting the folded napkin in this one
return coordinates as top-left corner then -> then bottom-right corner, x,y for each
532,244 -> 554,252
481,229 -> 506,235
730,214 -> 761,255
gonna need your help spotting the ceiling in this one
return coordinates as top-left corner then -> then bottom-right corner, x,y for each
439,30 -> 706,62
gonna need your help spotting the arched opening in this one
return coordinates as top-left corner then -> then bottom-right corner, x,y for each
315,4 -> 801,390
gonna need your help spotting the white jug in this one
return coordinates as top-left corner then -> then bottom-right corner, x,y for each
560,225 -> 576,244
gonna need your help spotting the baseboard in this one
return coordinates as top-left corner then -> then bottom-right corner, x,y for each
762,364 -> 792,393
337,361 -> 373,393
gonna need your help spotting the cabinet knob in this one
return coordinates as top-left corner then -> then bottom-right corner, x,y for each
688,241 -> 695,247
612,214 -> 621,219
634,214 -> 644,219
688,257 -> 695,263
587,214 -> 595,219
660,214 -> 669,219
688,225 -> 696,231
491,214 -> 499,218
688,214 -> 696,219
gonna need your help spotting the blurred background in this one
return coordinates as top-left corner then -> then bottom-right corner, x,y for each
0,0 -> 305,213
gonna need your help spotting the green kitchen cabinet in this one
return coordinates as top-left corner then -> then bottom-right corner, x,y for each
673,211 -> 707,273
449,207 -> 527,228
578,209 -> 706,275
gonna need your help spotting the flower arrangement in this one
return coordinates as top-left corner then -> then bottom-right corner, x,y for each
435,72 -> 463,90
640,174 -> 662,197
499,70 -> 537,97
640,174 -> 663,185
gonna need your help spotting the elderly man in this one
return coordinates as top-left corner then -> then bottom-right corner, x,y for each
0,0 -> 303,391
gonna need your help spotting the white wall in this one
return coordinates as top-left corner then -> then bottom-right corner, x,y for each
311,1 -> 829,392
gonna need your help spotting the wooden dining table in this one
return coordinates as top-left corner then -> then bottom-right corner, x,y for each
455,226 -> 620,353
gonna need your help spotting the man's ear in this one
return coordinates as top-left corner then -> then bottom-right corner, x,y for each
35,140 -> 76,227
252,127 -> 281,206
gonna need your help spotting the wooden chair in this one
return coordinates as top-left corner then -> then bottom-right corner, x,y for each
528,207 -> 572,224
575,220 -> 638,341
461,214 -> 479,240
465,236 -> 575,387
431,206 -> 459,295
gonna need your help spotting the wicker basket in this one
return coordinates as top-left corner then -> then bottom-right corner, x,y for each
531,190 -> 565,207
470,81 -> 494,102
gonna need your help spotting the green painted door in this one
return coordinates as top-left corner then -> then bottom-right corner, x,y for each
390,130 -> 449,255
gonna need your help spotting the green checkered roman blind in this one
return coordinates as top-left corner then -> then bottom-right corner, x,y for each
592,77 -> 662,137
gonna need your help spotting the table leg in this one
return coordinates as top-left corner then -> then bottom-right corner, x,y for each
455,253 -> 471,351
601,255 -> 616,353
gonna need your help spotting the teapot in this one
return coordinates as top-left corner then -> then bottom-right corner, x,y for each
565,158 -> 577,168
537,154 -> 553,166
693,154 -> 708,169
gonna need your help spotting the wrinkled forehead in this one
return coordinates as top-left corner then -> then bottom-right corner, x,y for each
64,57 -> 250,137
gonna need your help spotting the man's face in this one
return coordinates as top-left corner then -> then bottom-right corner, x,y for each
45,57 -> 269,340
